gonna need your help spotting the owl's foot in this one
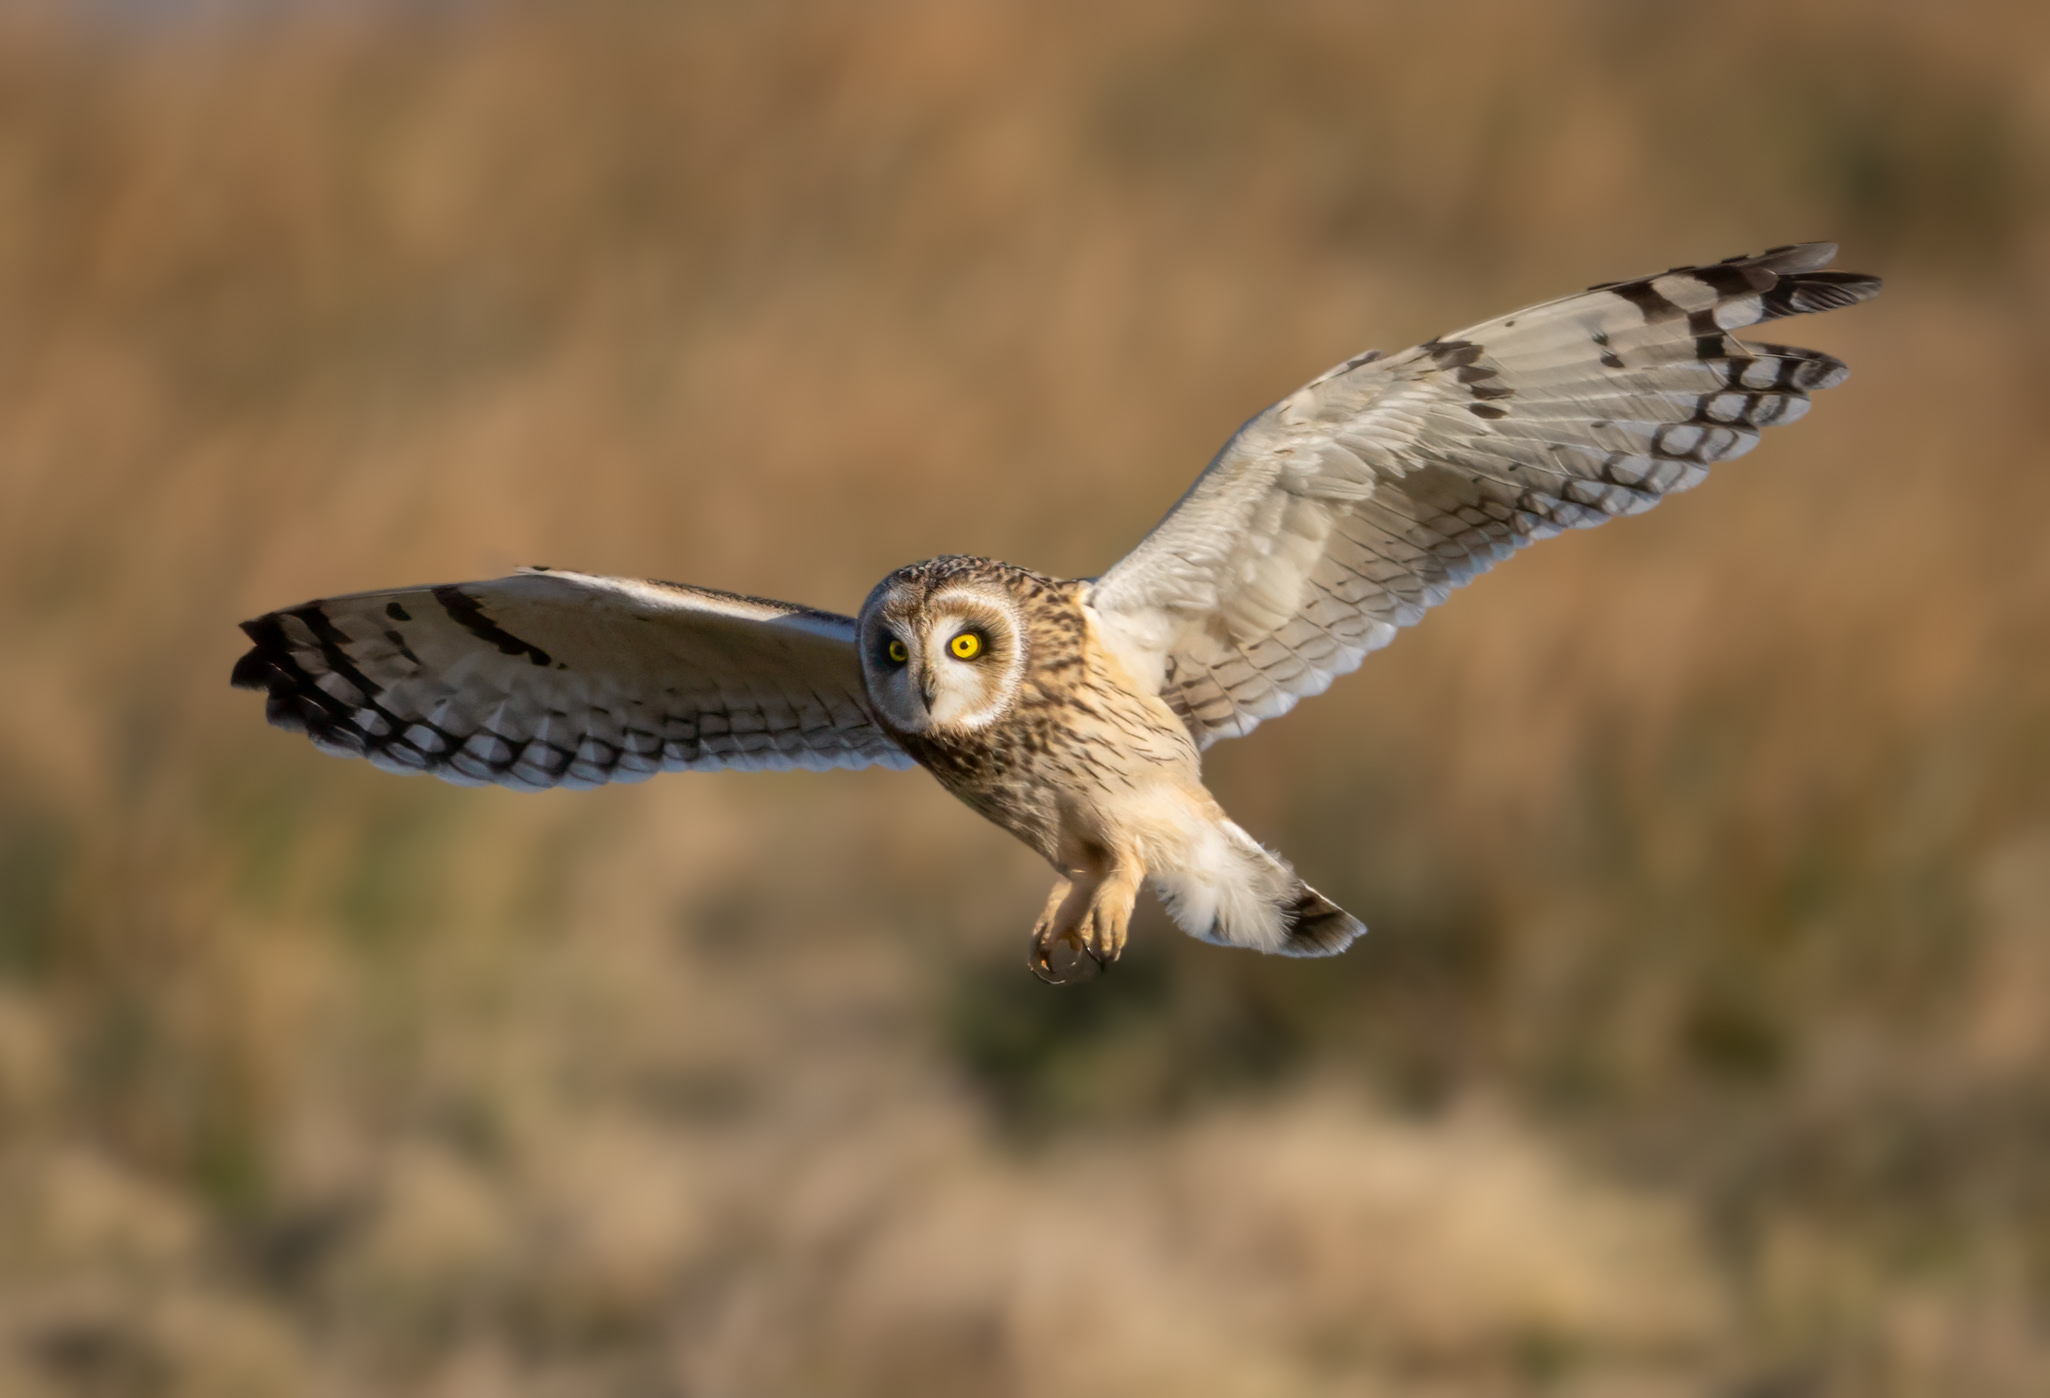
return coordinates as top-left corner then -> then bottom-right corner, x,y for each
1028,927 -> 1102,985
1028,877 -> 1096,984
1027,873 -> 1135,986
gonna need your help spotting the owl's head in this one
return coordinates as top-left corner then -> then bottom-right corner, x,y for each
857,558 -> 1030,736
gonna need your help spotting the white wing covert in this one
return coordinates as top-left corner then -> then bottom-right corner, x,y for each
232,568 -> 913,789
1088,244 -> 1880,747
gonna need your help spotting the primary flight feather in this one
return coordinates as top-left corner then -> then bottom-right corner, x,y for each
235,244 -> 1880,983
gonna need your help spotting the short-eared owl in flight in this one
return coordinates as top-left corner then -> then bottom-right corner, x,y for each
235,245 -> 1879,983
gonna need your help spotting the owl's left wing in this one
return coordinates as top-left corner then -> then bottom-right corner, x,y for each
1088,244 -> 1880,747
232,568 -> 914,788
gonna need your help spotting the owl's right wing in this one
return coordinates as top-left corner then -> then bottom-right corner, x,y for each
232,567 -> 914,789
1088,243 -> 1880,747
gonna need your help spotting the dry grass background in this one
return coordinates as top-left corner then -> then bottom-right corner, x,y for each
1,0 -> 2048,1393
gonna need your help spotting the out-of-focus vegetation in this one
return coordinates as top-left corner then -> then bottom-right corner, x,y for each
1,0 -> 2047,1392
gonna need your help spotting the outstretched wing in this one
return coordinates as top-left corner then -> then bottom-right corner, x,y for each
1088,243 -> 1880,747
232,568 -> 913,788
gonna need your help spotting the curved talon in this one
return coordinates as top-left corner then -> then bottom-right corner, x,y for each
1025,861 -> 1135,985
1028,927 -> 1101,985
1028,931 -> 1054,984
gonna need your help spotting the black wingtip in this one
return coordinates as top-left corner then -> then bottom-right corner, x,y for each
229,648 -> 268,692
230,642 -> 278,698
230,613 -> 285,692
229,610 -> 351,743
1762,268 -> 1883,320
1595,245 -> 1879,308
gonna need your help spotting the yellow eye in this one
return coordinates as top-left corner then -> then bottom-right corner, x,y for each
949,632 -> 983,660
886,638 -> 908,663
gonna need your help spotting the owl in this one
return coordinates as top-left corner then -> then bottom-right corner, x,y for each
234,244 -> 1879,983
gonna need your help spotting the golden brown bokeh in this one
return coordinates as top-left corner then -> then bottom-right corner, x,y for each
1,1 -> 2047,1392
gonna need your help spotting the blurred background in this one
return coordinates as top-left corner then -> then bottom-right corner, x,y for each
1,1 -> 2047,1393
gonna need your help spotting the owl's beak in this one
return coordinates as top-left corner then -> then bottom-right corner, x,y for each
918,666 -> 938,710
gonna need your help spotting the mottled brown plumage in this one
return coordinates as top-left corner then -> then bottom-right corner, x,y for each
879,560 -> 1183,856
856,556 -> 1352,981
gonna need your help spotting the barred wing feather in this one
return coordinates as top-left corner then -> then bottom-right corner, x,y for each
231,568 -> 913,789
1088,243 -> 1880,747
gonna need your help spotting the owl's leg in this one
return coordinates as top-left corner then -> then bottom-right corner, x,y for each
1029,875 -> 1095,985
1027,855 -> 1142,985
1081,862 -> 1140,965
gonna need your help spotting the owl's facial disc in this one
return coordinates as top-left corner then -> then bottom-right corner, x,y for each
859,605 -> 926,732
856,580 -> 1024,736
919,591 -> 1022,732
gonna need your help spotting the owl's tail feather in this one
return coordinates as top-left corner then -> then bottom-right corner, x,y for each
1278,881 -> 1365,957
1151,819 -> 1366,958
